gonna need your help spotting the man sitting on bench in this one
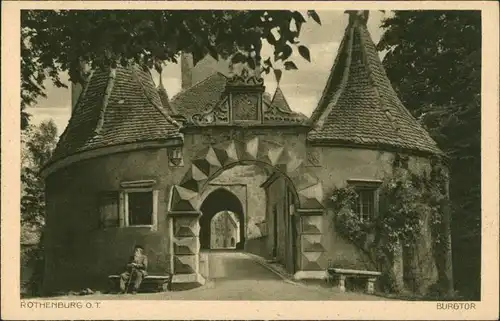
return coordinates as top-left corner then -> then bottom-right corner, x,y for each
120,245 -> 148,294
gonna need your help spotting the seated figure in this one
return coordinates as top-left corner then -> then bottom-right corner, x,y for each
120,245 -> 148,294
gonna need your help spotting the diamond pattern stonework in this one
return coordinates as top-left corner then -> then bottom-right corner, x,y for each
169,138 -> 324,212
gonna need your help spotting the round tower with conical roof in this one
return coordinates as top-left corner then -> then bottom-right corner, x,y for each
303,10 -> 444,292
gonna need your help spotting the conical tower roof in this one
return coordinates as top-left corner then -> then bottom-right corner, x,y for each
308,11 -> 441,155
51,64 -> 181,162
270,86 -> 292,112
263,86 -> 307,124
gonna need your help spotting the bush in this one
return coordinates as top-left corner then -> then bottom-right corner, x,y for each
329,154 -> 448,294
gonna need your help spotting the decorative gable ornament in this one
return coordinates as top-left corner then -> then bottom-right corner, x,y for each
190,66 -> 265,126
226,67 -> 265,87
226,67 -> 265,123
168,147 -> 184,167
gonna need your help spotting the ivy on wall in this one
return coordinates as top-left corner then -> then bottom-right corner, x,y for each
329,153 -> 450,294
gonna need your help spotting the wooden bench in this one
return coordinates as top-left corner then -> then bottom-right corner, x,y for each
108,274 -> 173,293
326,268 -> 381,294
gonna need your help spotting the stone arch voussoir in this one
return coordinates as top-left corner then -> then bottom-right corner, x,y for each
170,137 -> 324,212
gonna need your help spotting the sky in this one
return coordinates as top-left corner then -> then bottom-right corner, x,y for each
27,10 -> 389,136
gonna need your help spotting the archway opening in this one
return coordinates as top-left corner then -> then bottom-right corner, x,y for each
209,210 -> 241,250
196,162 -> 301,274
199,188 -> 245,250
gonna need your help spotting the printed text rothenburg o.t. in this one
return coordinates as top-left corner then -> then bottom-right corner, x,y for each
21,301 -> 102,309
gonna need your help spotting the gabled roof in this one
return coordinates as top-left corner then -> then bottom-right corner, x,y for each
308,11 -> 441,155
51,64 -> 181,162
170,72 -> 306,124
226,211 -> 239,229
170,72 -> 228,120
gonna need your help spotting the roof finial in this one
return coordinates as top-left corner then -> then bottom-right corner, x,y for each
345,10 -> 369,25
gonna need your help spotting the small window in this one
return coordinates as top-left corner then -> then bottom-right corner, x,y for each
354,188 -> 375,222
127,191 -> 153,226
120,180 -> 158,229
348,179 -> 381,222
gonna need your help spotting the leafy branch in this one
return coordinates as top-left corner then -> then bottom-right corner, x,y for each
21,10 -> 322,128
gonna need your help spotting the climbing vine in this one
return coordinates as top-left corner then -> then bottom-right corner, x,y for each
330,153 -> 448,293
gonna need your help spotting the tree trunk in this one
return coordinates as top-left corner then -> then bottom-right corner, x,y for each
433,165 -> 454,297
440,194 -> 454,296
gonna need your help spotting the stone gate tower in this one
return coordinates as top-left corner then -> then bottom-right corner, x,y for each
41,11 -> 446,295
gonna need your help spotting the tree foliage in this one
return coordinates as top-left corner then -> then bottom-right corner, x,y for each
21,120 -> 58,227
377,10 -> 481,299
21,120 -> 58,296
21,10 -> 321,129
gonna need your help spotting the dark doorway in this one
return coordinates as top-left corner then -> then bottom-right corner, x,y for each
199,188 -> 245,250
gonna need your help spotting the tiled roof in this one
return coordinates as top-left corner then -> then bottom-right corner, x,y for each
52,65 -> 181,162
170,73 -> 305,124
170,73 -> 228,120
308,11 -> 441,155
269,86 -> 292,112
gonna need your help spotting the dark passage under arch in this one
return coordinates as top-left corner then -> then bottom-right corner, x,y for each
199,188 -> 245,250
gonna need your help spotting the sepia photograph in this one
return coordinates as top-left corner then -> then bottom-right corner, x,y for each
2,1 -> 499,320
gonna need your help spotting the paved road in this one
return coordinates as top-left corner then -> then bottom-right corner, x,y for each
54,251 -> 388,301
206,250 -> 282,280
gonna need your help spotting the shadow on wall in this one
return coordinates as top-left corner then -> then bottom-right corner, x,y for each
245,236 -> 269,258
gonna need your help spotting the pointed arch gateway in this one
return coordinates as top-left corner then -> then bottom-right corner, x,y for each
168,137 -> 324,285
200,188 -> 244,250
170,137 -> 323,211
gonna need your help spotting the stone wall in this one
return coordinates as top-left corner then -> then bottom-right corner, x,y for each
43,147 -> 188,293
181,127 -> 308,160
265,176 -> 297,273
210,166 -> 267,235
179,126 -> 308,251
305,145 -> 438,289
43,134 -> 283,293
43,125 -> 439,293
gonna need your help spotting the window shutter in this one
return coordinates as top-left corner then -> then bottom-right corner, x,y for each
151,190 -> 159,231
119,191 -> 126,227
98,192 -> 119,228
